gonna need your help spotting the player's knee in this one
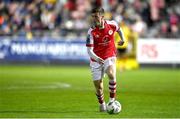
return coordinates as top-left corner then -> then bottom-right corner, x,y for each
107,70 -> 115,79
108,73 -> 115,80
106,67 -> 115,79
98,84 -> 103,90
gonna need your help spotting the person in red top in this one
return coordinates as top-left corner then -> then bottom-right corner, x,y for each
86,7 -> 125,112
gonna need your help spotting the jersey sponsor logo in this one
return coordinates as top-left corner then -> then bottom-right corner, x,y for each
108,30 -> 113,35
98,35 -> 111,46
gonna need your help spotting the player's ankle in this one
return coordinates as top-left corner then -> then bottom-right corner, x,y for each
109,98 -> 115,102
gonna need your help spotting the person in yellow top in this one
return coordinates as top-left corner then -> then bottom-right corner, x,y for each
115,20 -> 139,71
115,21 -> 129,58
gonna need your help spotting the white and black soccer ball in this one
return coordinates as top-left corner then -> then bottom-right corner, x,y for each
106,100 -> 122,114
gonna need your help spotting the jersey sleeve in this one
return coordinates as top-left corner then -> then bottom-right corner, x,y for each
86,28 -> 94,47
106,20 -> 120,31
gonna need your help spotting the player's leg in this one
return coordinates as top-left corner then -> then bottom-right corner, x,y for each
93,79 -> 106,112
106,65 -> 116,102
104,58 -> 117,102
93,79 -> 104,103
90,62 -> 106,112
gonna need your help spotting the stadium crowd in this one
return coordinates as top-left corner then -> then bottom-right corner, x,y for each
0,0 -> 179,38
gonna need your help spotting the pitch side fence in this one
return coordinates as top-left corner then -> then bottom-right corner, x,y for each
0,37 -> 89,64
0,37 -> 180,67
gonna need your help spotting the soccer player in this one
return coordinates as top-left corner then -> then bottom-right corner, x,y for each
86,7 -> 125,112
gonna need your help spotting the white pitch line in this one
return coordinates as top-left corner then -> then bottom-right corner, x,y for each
1,82 -> 71,90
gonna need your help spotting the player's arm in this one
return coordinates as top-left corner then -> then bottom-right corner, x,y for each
110,20 -> 125,46
117,28 -> 125,46
86,32 -> 104,64
87,47 -> 104,64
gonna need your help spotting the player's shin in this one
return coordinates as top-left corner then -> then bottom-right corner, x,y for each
96,93 -> 106,112
96,93 -> 104,104
109,79 -> 116,102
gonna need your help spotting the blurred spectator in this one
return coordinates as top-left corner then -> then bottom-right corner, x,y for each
150,0 -> 165,22
132,15 -> 147,37
0,0 -> 179,38
158,21 -> 169,38
169,9 -> 179,38
41,9 -> 56,29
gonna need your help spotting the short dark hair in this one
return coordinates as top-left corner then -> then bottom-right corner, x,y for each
91,7 -> 104,15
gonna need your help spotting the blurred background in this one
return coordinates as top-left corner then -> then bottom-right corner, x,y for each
0,0 -> 180,69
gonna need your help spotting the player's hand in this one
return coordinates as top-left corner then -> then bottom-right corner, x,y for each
97,57 -> 104,64
118,40 -> 124,46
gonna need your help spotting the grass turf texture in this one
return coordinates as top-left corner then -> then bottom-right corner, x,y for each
0,65 -> 180,118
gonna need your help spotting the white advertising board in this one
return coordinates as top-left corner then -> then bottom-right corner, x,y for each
137,39 -> 180,63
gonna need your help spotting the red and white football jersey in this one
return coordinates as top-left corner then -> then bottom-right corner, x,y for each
86,20 -> 120,61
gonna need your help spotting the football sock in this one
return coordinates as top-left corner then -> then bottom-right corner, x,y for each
96,93 -> 104,104
109,79 -> 116,102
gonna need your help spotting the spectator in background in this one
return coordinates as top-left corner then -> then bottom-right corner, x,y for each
169,9 -> 179,38
150,0 -> 165,23
158,21 -> 169,38
41,9 -> 56,30
132,15 -> 147,37
0,0 -> 179,38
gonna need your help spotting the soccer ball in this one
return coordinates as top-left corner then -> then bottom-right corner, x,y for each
106,100 -> 122,114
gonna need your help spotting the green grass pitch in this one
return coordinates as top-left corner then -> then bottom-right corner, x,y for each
0,65 -> 180,118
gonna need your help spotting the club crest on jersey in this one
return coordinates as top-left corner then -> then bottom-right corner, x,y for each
108,30 -> 113,35
95,34 -> 100,38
